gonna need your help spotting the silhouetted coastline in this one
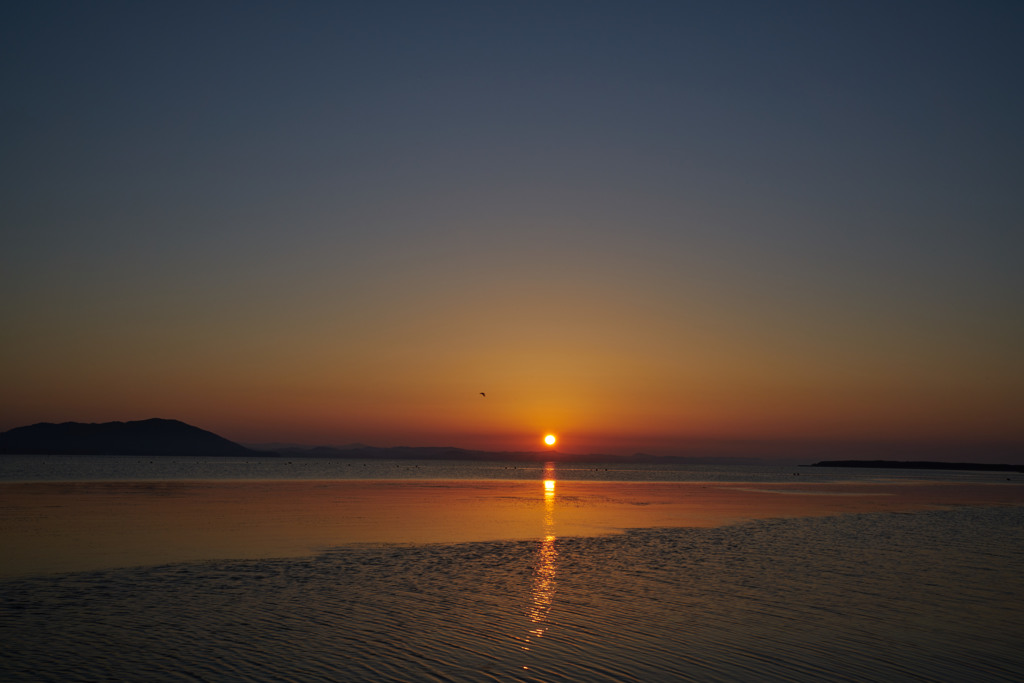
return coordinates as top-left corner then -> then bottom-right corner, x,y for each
4,419 -> 1022,468
810,460 -> 1023,473
0,419 -> 763,464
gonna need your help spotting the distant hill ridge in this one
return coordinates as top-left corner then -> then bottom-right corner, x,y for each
0,418 -> 262,457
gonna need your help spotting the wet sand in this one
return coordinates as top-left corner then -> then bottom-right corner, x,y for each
2,479 -> 1022,577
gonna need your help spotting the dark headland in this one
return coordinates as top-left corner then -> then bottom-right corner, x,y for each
0,418 -> 264,457
810,460 -> 1024,473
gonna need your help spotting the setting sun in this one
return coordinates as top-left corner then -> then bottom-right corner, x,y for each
544,434 -> 556,446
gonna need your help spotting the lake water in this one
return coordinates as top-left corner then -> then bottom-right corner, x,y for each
2,456 -> 1023,681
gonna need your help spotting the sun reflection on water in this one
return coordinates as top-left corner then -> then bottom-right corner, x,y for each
527,463 -> 558,644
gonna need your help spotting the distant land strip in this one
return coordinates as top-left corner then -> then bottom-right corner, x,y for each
0,419 -> 734,463
3,419 -> 1023,469
0,418 -> 766,464
810,460 -> 1024,473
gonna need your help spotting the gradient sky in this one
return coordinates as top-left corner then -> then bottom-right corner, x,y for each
3,1 -> 1022,459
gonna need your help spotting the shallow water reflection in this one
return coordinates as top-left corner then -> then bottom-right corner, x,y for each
527,464 -> 558,644
2,477 -> 1022,577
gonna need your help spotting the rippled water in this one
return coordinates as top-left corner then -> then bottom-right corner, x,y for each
3,506 -> 1022,682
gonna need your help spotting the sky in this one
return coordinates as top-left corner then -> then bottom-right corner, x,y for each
3,1 -> 1023,460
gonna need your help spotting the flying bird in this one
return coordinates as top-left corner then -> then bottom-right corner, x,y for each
480,392 -> 486,397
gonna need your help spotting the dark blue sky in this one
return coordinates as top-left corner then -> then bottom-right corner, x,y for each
3,1 -> 1022,454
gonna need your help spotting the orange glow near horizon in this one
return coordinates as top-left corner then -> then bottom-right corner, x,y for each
4,3 -> 1023,468
7,363 -> 1020,460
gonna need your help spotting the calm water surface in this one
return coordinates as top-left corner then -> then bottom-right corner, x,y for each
2,454 -> 1020,484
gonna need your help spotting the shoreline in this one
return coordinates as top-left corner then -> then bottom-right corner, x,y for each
3,479 -> 1023,579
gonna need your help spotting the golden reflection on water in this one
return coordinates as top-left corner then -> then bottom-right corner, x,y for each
526,463 -> 559,647
6,478 -> 1013,579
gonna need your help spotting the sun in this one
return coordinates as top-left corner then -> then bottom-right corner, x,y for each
543,434 -> 556,446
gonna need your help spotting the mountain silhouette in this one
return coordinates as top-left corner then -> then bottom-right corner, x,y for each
0,418 -> 264,457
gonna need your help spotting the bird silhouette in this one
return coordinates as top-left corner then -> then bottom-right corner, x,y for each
480,392 -> 486,397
